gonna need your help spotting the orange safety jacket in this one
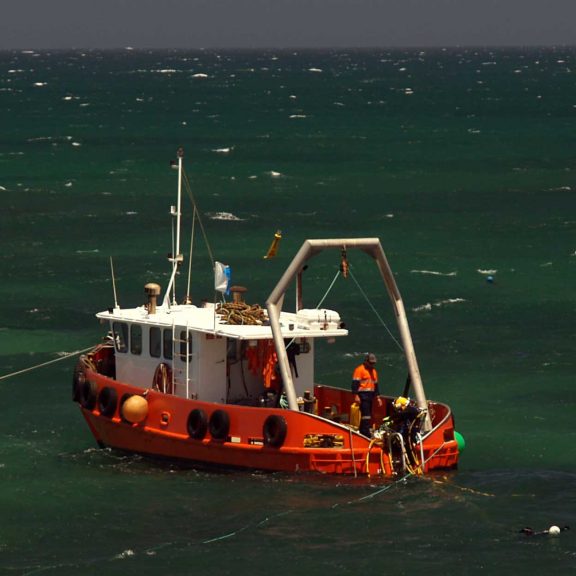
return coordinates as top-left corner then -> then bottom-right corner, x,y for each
352,364 -> 379,394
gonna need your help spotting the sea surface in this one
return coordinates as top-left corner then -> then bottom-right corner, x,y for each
1,47 -> 575,574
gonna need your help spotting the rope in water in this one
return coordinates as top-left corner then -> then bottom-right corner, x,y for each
0,346 -> 93,382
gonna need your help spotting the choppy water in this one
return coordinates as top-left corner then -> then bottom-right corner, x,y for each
1,47 -> 575,574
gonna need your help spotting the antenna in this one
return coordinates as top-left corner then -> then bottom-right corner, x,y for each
110,256 -> 119,308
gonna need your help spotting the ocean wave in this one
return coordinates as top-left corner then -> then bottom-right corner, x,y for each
410,269 -> 457,277
132,68 -> 182,74
477,269 -> 497,275
206,212 -> 244,221
27,136 -> 73,143
413,298 -> 466,312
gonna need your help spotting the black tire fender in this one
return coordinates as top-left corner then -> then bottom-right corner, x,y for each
209,409 -> 230,440
98,386 -> 118,418
263,415 -> 287,448
80,380 -> 98,410
187,409 -> 209,440
72,361 -> 86,403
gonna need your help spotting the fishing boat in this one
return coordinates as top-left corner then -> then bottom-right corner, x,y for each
72,148 -> 462,478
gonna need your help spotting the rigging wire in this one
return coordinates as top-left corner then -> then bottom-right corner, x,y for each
182,169 -> 215,268
186,205 -> 197,300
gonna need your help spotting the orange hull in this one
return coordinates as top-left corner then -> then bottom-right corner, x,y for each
77,369 -> 459,478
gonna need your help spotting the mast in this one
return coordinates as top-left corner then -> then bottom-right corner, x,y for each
175,147 -> 183,276
163,147 -> 185,307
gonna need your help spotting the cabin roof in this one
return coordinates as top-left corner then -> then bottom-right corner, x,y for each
96,304 -> 348,341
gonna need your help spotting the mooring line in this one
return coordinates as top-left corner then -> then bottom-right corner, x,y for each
0,346 -> 93,382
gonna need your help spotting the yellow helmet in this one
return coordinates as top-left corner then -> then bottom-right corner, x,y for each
394,396 -> 410,410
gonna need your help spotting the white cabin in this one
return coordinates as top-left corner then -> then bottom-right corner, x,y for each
97,301 -> 347,406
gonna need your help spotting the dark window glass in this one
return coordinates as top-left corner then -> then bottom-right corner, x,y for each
150,327 -> 161,358
130,324 -> 142,355
163,329 -> 173,360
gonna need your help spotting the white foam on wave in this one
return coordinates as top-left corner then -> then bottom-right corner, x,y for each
477,268 -> 497,275
207,212 -> 244,221
213,147 -> 233,154
411,269 -> 457,277
413,298 -> 466,312
268,171 -> 282,178
114,549 -> 135,560
289,114 -> 307,119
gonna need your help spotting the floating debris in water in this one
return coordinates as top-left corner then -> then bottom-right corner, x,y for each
520,525 -> 569,537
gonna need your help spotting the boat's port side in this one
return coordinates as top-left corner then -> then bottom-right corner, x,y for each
73,352 -> 459,476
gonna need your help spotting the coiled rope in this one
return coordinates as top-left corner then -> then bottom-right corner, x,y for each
216,302 -> 266,325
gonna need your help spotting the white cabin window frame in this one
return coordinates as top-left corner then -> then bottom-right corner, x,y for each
112,322 -> 128,353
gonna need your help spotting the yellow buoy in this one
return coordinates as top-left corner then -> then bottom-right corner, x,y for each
122,395 -> 149,423
264,230 -> 282,259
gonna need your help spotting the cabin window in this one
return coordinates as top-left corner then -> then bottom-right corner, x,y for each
112,322 -> 128,353
149,327 -> 161,358
163,329 -> 173,360
179,330 -> 192,362
130,324 -> 142,355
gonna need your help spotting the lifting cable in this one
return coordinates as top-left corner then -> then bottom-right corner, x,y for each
312,258 -> 404,356
315,269 -> 341,310
348,266 -> 404,354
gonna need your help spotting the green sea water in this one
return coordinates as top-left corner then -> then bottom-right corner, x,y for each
1,48 -> 575,574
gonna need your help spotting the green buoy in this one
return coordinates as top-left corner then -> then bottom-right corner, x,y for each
455,431 -> 466,453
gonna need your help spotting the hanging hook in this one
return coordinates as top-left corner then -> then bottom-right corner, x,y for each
340,246 -> 349,279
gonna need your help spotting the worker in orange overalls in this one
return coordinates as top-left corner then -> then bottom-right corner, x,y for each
352,353 -> 383,437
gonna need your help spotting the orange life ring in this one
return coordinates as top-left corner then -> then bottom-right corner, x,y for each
153,363 -> 174,394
